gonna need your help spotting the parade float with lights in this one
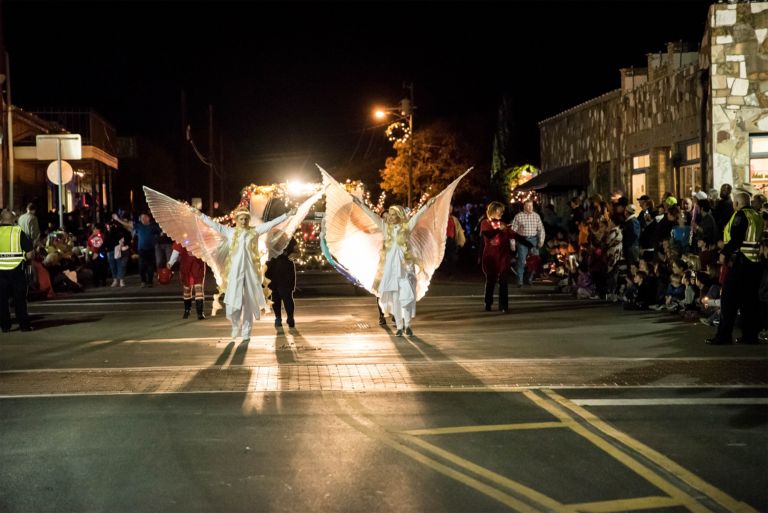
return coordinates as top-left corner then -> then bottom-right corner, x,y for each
211,179 -> 433,283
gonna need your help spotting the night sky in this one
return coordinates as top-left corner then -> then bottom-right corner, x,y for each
5,1 -> 713,206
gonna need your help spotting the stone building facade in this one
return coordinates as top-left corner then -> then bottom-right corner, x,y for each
534,3 -> 768,211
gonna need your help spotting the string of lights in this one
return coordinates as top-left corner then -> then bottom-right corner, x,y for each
385,122 -> 410,144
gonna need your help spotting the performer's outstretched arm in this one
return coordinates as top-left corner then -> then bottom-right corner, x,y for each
255,213 -> 290,235
408,198 -> 435,230
351,197 -> 385,231
199,213 -> 234,238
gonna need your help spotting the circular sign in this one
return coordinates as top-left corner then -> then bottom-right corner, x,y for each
47,161 -> 74,185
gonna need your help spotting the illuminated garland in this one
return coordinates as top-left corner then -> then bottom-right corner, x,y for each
211,180 -> 364,223
386,122 -> 410,143
510,190 -> 539,204
364,191 -> 387,215
408,188 -> 432,218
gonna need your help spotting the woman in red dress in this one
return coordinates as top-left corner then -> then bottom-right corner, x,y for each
167,241 -> 207,319
481,202 -> 533,313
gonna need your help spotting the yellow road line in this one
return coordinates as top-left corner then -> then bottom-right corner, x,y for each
344,393 -> 566,512
523,390 -> 712,513
542,389 -> 760,513
320,391 -> 541,512
400,422 -> 566,436
563,496 -> 682,512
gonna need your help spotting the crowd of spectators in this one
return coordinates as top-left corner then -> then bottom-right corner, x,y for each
8,204 -> 171,298
470,182 -> 767,341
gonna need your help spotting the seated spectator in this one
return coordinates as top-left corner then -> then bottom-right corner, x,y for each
620,262 -> 639,300
669,270 -> 698,314
575,263 -> 596,299
683,254 -> 701,272
672,258 -> 688,276
622,271 -> 655,310
652,273 -> 685,310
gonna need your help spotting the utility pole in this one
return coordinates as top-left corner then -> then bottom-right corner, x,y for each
181,90 -> 188,201
219,134 -> 224,208
208,105 -> 214,216
404,82 -> 414,209
5,51 -> 12,212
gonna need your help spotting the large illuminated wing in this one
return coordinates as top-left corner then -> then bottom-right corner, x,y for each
261,191 -> 324,260
410,168 -> 473,300
143,186 -> 229,287
318,165 -> 384,293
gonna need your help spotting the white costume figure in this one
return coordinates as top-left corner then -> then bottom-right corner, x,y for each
143,187 -> 322,340
319,166 -> 473,336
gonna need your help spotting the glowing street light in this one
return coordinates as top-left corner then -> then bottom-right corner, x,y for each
373,84 -> 415,208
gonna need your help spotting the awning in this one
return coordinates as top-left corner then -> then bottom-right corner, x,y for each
516,161 -> 589,192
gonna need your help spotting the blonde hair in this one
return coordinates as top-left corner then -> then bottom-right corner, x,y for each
684,254 -> 701,272
487,202 -> 505,217
388,205 -> 408,224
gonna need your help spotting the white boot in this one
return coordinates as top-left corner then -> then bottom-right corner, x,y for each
231,326 -> 240,340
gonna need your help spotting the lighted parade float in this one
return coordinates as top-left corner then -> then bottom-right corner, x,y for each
210,179 -> 433,281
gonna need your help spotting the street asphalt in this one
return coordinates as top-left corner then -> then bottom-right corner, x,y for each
0,270 -> 766,512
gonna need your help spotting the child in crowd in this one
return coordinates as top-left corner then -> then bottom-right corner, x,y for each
652,273 -> 685,310
683,254 -> 701,272
622,271 -> 655,310
670,213 -> 691,253
575,263 -> 595,299
669,270 -> 698,314
620,262 -> 639,301
671,258 -> 688,276
697,239 -> 716,270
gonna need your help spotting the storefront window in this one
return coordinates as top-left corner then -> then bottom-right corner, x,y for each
749,134 -> 768,191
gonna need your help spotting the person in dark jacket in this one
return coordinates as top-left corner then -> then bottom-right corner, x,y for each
622,271 -> 654,310
712,184 -> 734,234
103,221 -> 130,287
265,236 -> 300,328
622,204 -> 641,265
693,199 -> 718,246
567,197 -> 585,245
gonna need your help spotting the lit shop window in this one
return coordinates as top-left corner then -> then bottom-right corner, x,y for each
749,135 -> 768,190
632,153 -> 650,171
685,142 -> 700,162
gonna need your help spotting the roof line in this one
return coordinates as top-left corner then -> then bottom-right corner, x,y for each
538,89 -> 622,126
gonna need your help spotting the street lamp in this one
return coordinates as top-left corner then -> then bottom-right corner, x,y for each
374,83 -> 415,208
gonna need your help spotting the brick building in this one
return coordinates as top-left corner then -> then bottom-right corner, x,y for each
527,2 -> 768,213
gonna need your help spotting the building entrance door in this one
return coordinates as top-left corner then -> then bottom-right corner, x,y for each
632,173 -> 646,208
680,164 -> 700,198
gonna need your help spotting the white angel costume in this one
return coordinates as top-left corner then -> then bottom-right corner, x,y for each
144,187 -> 322,340
319,166 -> 473,330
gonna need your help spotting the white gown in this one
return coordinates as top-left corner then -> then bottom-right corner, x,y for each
200,213 -> 287,336
360,208 -> 427,324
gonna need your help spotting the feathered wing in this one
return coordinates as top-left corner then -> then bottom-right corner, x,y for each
143,186 -> 229,288
410,167 -> 474,300
261,191 -> 324,260
318,166 -> 384,293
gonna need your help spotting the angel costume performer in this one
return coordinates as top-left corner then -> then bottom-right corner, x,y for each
319,166 -> 472,336
144,187 -> 322,341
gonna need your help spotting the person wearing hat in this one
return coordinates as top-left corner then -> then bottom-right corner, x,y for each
707,192 -> 764,345
735,182 -> 759,197
622,204 -> 641,265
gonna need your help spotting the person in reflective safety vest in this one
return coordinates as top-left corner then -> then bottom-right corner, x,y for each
0,210 -> 34,332
707,192 -> 765,345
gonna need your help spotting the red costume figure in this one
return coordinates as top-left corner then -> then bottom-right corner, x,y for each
481,202 -> 533,313
168,241 -> 207,319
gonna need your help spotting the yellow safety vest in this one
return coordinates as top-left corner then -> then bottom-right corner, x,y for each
724,208 -> 764,263
0,226 -> 24,270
